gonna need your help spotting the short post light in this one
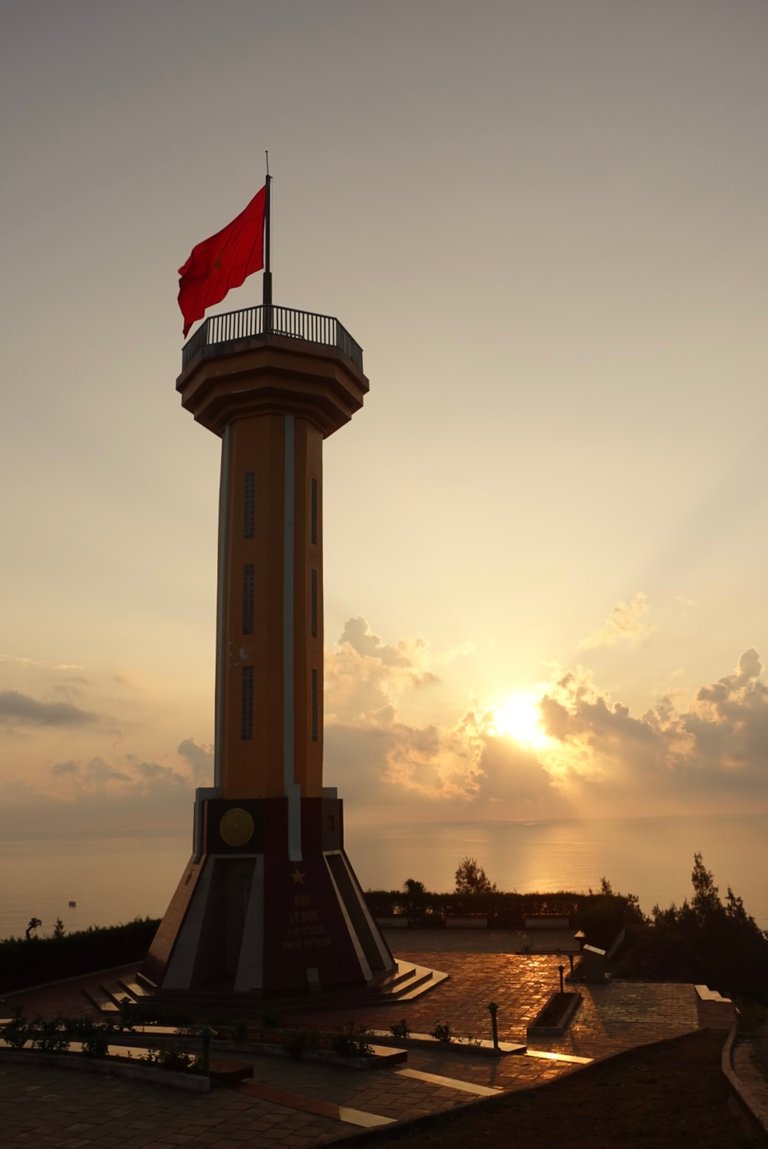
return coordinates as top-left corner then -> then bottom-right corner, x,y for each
197,1025 -> 217,1075
487,1001 -> 500,1054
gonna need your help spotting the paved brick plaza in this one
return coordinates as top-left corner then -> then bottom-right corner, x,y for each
1,931 -> 718,1149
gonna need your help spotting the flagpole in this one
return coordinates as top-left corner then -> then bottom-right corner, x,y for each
263,151 -> 273,334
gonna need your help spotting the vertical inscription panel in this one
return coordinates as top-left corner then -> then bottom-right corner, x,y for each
261,852 -> 363,991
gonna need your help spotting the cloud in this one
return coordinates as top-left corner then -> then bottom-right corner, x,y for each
134,761 -> 186,785
0,653 -> 83,671
51,760 -> 79,776
326,618 -> 440,726
13,742 -> 209,835
4,622 -> 767,833
84,757 -> 132,785
579,592 -> 653,650
324,618 -> 568,817
535,650 -> 768,812
326,619 -> 453,798
177,738 -> 214,783
339,618 -> 414,667
434,640 -> 476,666
325,705 -> 568,818
0,756 -> 197,838
49,745 -> 207,796
0,690 -> 98,728
688,649 -> 768,771
326,619 -> 768,818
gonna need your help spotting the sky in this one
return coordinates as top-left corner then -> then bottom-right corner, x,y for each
2,0 -> 768,840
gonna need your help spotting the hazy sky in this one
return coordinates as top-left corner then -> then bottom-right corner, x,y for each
2,0 -> 768,837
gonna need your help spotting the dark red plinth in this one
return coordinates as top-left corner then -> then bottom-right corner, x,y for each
142,796 -> 395,995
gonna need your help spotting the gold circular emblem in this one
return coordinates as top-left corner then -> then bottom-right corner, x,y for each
219,807 -> 254,847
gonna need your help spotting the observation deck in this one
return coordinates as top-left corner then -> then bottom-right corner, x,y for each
179,303 -> 364,378
176,304 -> 368,440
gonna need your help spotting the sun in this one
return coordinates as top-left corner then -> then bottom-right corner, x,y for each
489,690 -> 551,750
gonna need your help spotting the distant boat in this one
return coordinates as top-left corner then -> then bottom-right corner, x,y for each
68,901 -> 76,908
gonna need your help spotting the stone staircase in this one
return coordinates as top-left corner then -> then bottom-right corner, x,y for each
84,960 -> 448,1021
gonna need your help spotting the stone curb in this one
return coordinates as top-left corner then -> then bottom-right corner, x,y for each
721,1023 -> 768,1135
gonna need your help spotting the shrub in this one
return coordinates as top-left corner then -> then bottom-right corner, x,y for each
1,1011 -> 31,1049
331,1024 -> 373,1058
390,1018 -> 410,1041
141,1043 -> 200,1073
231,1019 -> 249,1044
30,1016 -> 70,1054
284,1028 -> 320,1059
82,1028 -> 111,1058
73,1017 -> 112,1058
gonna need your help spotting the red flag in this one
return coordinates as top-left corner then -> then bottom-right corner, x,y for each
178,186 -> 267,336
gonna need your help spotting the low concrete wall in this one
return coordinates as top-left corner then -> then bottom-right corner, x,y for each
695,985 -> 737,1030
523,916 -> 570,929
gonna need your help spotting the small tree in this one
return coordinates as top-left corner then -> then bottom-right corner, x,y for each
454,856 -> 497,895
25,918 -> 42,941
404,878 -> 426,923
645,853 -> 768,999
690,852 -> 722,924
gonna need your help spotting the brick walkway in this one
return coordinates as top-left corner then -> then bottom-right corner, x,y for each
0,934 -> 728,1148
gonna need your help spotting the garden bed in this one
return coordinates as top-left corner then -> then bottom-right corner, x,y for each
0,1014 -> 407,1080
0,1045 -> 209,1092
371,1029 -> 525,1057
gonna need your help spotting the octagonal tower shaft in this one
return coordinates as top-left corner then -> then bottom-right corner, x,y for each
177,332 -> 368,809
216,412 -> 324,798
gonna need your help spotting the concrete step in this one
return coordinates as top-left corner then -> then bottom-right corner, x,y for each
371,961 -> 426,990
82,985 -> 122,1014
117,978 -> 152,1000
368,962 -> 448,1002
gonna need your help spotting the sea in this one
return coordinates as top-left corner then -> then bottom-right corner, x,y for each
1,814 -> 766,941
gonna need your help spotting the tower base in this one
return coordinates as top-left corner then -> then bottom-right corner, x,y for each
142,795 -> 395,995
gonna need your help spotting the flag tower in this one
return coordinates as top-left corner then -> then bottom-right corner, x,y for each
143,184 -> 396,995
